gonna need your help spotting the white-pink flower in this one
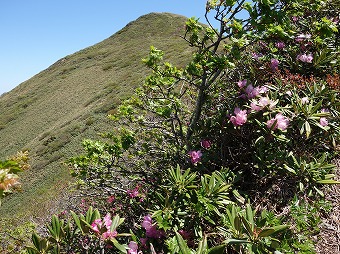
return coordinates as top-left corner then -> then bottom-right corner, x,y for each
320,117 -> 328,127
245,85 -> 260,99
127,241 -> 139,254
297,53 -> 313,63
188,150 -> 203,164
267,113 -> 289,131
237,80 -> 247,88
301,97 -> 309,104
230,107 -> 248,126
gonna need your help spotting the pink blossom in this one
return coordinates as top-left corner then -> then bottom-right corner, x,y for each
275,42 -> 285,49
127,187 -> 139,198
128,241 -> 139,254
320,117 -> 328,127
141,215 -> 165,239
297,53 -> 313,63
237,80 -> 247,88
103,214 -> 112,229
245,85 -> 260,99
267,113 -> 289,131
230,107 -> 248,126
250,97 -> 276,112
188,150 -> 202,164
292,16 -> 298,22
270,58 -> 279,71
295,33 -> 311,42
250,102 -> 261,112
301,97 -> 309,104
107,195 -> 115,203
91,219 -> 102,233
252,52 -> 263,60
102,230 -> 117,240
201,139 -> 212,149
258,86 -> 269,94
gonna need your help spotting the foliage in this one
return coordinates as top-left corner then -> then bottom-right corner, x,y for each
0,151 -> 29,205
25,0 -> 339,253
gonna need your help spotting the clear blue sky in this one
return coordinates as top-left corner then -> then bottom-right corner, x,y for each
0,0 -> 212,95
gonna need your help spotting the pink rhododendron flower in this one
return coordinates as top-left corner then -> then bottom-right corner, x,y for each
250,102 -> 261,112
301,97 -> 309,104
297,53 -> 313,63
252,52 -> 263,60
258,86 -> 269,94
91,214 -> 117,240
128,241 -> 139,254
142,214 -> 165,239
188,150 -> 203,164
201,139 -> 212,149
237,80 -> 247,88
245,85 -> 260,99
102,230 -> 117,240
270,58 -> 279,71
127,186 -> 139,198
250,97 -> 276,112
91,219 -> 102,233
107,195 -> 115,203
267,113 -> 289,131
320,117 -> 328,127
230,107 -> 248,126
275,42 -> 285,49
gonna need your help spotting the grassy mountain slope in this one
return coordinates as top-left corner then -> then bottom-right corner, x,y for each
0,12 -> 193,231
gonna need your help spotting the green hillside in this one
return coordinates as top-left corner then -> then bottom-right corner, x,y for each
0,12 -> 193,234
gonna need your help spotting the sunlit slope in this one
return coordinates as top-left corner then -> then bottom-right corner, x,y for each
0,12 -> 192,220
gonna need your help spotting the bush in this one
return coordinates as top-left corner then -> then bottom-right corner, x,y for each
26,0 -> 339,253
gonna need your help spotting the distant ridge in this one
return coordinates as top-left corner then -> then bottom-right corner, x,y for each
0,12 -> 193,226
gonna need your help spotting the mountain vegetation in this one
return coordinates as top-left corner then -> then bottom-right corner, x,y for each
0,12 -> 193,250
1,1 -> 340,253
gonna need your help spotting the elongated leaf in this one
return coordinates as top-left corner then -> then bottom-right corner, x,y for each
225,238 -> 251,244
305,121 -> 311,139
71,211 -> 83,233
197,235 -> 208,254
111,238 -> 128,253
317,179 -> 340,184
208,244 -> 226,254
258,228 -> 275,238
175,232 -> 191,254
271,225 -> 289,233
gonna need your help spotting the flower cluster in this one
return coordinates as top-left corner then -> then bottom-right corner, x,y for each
266,113 -> 290,131
91,213 -> 117,240
141,214 -> 165,239
188,150 -> 202,164
230,107 -> 248,126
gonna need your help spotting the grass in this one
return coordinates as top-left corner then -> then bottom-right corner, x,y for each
0,12 -> 194,249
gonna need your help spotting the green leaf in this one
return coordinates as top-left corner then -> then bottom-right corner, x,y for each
317,179 -> 340,184
111,238 -> 128,253
71,211 -> 83,233
208,244 -> 226,254
175,232 -> 191,254
314,186 -> 325,197
258,228 -> 275,238
305,121 -> 311,139
225,238 -> 251,244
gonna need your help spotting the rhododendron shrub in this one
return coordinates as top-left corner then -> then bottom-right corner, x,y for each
27,0 -> 339,253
